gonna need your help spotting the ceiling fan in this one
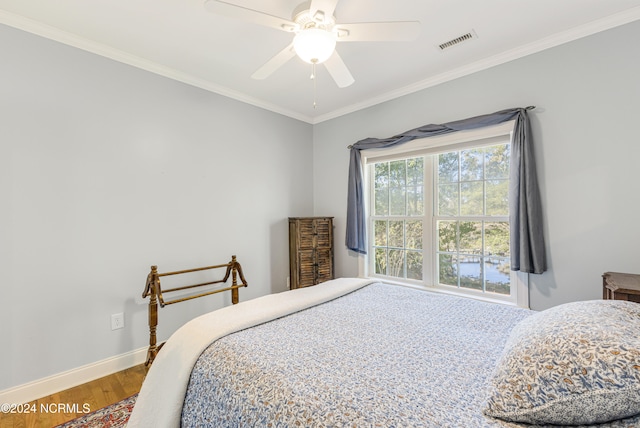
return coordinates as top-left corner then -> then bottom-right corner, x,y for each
204,0 -> 421,88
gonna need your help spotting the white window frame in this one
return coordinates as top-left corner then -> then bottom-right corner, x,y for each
358,121 -> 529,308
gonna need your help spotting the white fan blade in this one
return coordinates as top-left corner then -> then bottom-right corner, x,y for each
251,44 -> 296,80
204,0 -> 297,32
336,21 -> 421,42
309,0 -> 340,21
324,51 -> 354,88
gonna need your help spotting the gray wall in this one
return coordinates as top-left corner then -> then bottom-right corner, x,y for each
3,18 -> 640,392
0,23 -> 313,390
313,20 -> 640,312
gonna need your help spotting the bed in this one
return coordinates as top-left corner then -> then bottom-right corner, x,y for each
128,278 -> 640,427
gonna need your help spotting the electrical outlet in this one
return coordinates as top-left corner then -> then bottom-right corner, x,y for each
111,313 -> 124,330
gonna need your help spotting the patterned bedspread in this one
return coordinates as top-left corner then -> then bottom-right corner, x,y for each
182,282 -> 532,427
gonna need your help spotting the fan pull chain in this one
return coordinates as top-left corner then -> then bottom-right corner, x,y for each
311,60 -> 317,109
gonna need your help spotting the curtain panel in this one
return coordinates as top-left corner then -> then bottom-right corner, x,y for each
345,107 -> 547,274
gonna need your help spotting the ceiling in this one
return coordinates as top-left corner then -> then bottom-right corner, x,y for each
1,0 -> 640,124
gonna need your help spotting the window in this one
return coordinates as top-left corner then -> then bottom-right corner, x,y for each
365,124 -> 526,306
372,158 -> 424,280
435,144 -> 511,295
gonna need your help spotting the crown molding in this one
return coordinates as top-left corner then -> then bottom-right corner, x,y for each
311,6 -> 640,124
0,10 -> 314,123
2,6 -> 639,125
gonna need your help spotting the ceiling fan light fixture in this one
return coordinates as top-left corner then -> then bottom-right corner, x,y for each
293,28 -> 336,64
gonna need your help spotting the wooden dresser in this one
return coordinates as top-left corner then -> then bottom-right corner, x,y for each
289,217 -> 334,289
603,272 -> 640,303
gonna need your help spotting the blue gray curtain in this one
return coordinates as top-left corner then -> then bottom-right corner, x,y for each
346,107 -> 546,274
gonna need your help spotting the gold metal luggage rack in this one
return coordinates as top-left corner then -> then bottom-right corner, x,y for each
142,255 -> 248,367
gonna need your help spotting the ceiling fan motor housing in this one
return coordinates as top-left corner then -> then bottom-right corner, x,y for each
292,1 -> 337,29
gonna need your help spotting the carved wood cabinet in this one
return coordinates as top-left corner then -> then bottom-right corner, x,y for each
289,217 -> 334,289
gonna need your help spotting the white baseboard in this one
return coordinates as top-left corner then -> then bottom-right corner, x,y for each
0,347 -> 147,405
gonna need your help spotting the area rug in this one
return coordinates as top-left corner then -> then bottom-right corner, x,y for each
54,394 -> 137,428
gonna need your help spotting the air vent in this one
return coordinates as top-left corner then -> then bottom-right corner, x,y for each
438,30 -> 478,51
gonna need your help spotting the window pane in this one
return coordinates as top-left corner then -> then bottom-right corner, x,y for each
407,184 -> 423,216
485,258 -> 510,295
374,220 -> 387,247
460,181 -> 483,216
460,149 -> 483,181
407,251 -> 423,280
375,162 -> 389,185
485,144 -> 510,179
438,184 -> 458,216
438,152 -> 458,183
485,222 -> 510,258
437,221 -> 457,252
388,249 -> 405,277
389,160 -> 406,187
486,179 -> 508,216
406,220 -> 423,250
375,187 -> 389,216
375,248 -> 387,275
459,221 -> 482,255
388,220 -> 404,248
407,157 -> 423,185
407,158 -> 424,215
374,163 -> 389,216
459,259 -> 482,291
389,186 -> 406,216
439,253 -> 458,286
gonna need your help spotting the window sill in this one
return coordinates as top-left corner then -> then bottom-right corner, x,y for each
363,275 -> 529,309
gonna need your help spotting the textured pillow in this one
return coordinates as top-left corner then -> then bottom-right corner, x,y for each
484,299 -> 640,425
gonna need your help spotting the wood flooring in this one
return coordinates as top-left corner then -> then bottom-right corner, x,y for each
0,364 -> 147,428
